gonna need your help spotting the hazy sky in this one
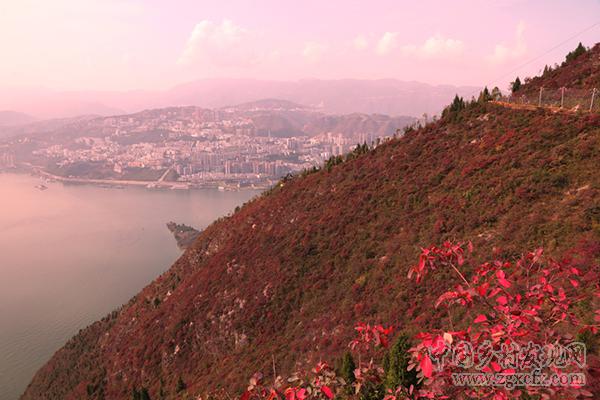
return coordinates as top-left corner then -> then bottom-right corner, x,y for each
0,0 -> 598,91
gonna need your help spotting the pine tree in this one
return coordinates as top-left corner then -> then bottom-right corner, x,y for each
565,42 -> 586,63
384,333 -> 419,390
132,388 -> 141,400
511,77 -> 522,93
176,376 -> 187,393
340,351 -> 356,385
140,387 -> 151,400
478,87 -> 492,103
442,95 -> 466,121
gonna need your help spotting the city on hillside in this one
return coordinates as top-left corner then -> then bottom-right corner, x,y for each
0,102 -> 415,190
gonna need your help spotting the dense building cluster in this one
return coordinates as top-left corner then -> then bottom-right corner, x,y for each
8,105 -> 391,189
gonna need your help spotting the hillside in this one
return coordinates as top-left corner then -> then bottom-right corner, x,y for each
516,42 -> 600,93
22,100 -> 600,399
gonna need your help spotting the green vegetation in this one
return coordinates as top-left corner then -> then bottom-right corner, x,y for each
176,376 -> 187,393
339,351 -> 356,386
441,94 -> 466,121
565,42 -> 587,64
131,387 -> 151,400
382,333 -> 419,390
511,76 -> 522,93
478,87 -> 492,103
141,388 -> 151,400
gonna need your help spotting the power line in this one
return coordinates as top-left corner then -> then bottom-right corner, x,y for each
470,20 -> 600,97
493,21 -> 599,83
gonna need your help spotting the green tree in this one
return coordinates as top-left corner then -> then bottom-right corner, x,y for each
442,95 -> 466,121
141,387 -> 151,400
451,95 -> 465,111
565,42 -> 586,63
325,155 -> 344,171
176,376 -> 187,393
340,351 -> 356,385
511,77 -> 522,93
132,388 -> 141,400
478,87 -> 492,103
384,333 -> 419,390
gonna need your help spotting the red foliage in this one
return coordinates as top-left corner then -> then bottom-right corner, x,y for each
406,243 -> 599,398
349,322 -> 394,351
241,242 -> 599,399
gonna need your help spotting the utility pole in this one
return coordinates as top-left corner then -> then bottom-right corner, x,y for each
560,87 -> 565,108
538,87 -> 543,107
590,88 -> 597,112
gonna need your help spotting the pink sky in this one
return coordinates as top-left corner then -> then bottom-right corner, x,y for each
0,0 -> 598,91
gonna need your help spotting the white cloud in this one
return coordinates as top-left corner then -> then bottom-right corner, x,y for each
376,32 -> 399,55
353,35 -> 369,51
303,41 -> 327,62
178,19 -> 259,68
421,35 -> 464,57
488,21 -> 527,64
401,35 -> 465,58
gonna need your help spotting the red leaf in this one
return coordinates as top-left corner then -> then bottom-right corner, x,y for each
496,296 -> 508,306
570,279 -> 579,287
267,390 -> 278,400
240,391 -> 251,400
477,282 -> 489,297
495,270 -> 511,288
490,361 -> 501,372
498,278 -> 511,288
321,386 -> 334,399
297,389 -> 306,400
474,314 -> 488,323
420,354 -> 433,378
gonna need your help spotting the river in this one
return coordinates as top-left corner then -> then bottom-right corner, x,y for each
0,172 -> 260,399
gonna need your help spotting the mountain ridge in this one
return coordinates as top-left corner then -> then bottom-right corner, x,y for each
0,79 -> 480,119
0,111 -> 37,127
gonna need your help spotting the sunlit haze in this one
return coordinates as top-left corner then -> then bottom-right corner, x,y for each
1,0 -> 599,92
2,1 -> 600,400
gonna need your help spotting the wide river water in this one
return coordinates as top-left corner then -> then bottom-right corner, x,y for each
0,173 -> 259,399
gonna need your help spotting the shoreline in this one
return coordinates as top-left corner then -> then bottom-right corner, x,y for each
2,166 -> 270,192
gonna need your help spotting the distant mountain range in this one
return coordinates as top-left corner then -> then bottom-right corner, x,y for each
0,79 -> 480,120
0,111 -> 37,126
0,99 -> 416,142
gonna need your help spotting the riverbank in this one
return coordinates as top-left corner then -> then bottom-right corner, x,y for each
4,165 -> 272,192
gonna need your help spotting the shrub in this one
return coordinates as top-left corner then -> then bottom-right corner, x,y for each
383,334 -> 419,391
